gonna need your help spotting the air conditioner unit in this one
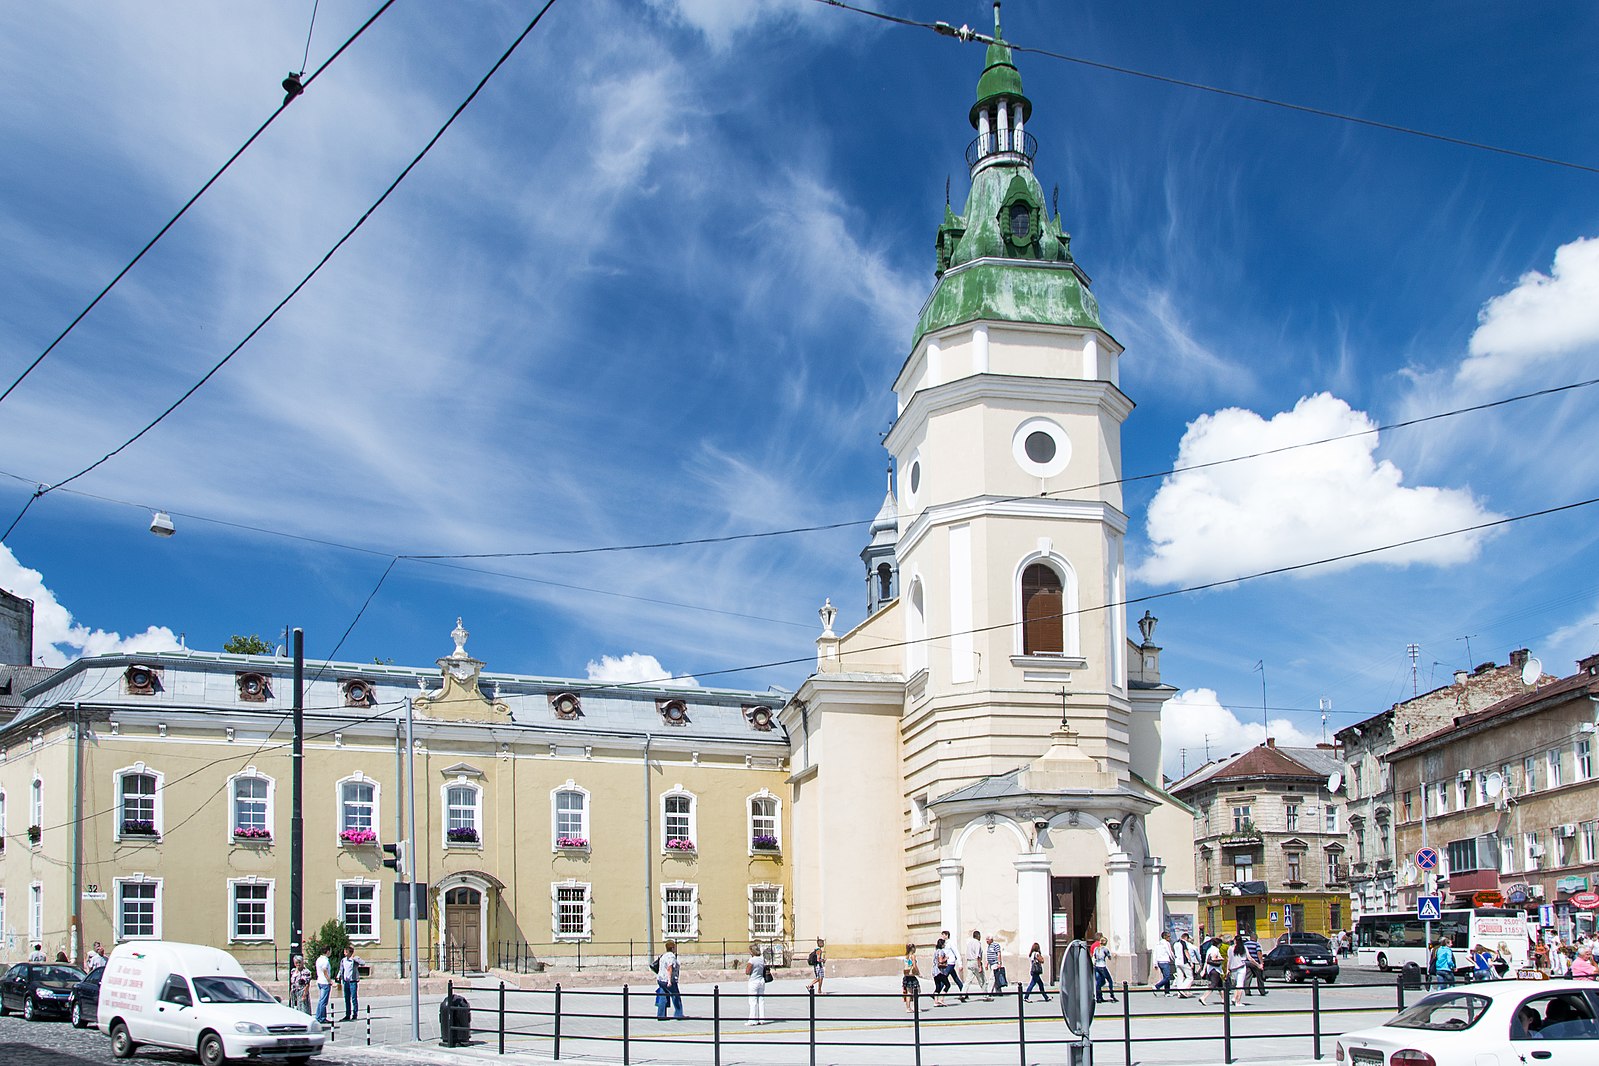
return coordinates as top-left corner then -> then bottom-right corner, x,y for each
1457,770 -> 1473,783
1529,843 -> 1546,857
1557,824 -> 1577,838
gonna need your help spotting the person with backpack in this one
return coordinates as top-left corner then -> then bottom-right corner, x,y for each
806,938 -> 826,994
654,939 -> 685,1020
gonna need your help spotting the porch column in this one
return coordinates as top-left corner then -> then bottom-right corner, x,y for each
938,859 -> 964,939
1105,852 -> 1138,981
1015,854 -> 1052,963
1144,858 -> 1167,946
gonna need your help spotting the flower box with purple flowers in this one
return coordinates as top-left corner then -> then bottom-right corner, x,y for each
556,836 -> 589,849
340,828 -> 378,845
121,819 -> 158,836
665,837 -> 695,851
447,827 -> 480,844
234,826 -> 272,840
752,835 -> 780,851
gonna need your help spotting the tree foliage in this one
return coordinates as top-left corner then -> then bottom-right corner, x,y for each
305,918 -> 352,969
224,633 -> 274,655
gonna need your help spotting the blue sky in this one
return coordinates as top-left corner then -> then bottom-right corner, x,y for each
2,1 -> 1597,778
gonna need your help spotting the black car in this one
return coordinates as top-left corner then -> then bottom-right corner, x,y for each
69,966 -> 103,1028
0,963 -> 88,1020
1263,939 -> 1340,983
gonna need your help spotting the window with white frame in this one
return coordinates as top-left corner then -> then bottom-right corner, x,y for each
229,879 -> 273,941
1525,831 -> 1541,871
444,780 -> 482,845
1434,782 -> 1448,815
115,877 -> 160,940
551,783 -> 589,848
1287,853 -> 1302,882
1232,805 -> 1251,832
1455,777 -> 1469,809
749,884 -> 782,938
339,775 -> 378,842
1578,739 -> 1593,781
29,882 -> 42,942
116,765 -> 161,838
749,792 -> 780,851
1325,853 -> 1341,882
30,777 -> 43,829
229,770 -> 273,840
340,881 -> 378,939
1581,821 -> 1598,864
1325,805 -> 1339,833
1547,749 -> 1563,788
0,788 -> 7,836
1474,773 -> 1488,807
662,882 -> 698,939
552,881 -> 592,940
1524,755 -> 1538,793
1019,559 -> 1079,656
662,789 -> 696,851
1284,803 -> 1299,831
0,891 -> 5,942
1233,856 -> 1252,881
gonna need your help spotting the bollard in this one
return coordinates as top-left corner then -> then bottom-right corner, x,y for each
1397,975 -> 1406,1011
913,986 -> 923,1066
577,940 -> 583,974
1311,977 -> 1322,1060
713,985 -> 722,1066
553,984 -> 562,1061
498,980 -> 506,1055
1016,984 -> 1027,1066
1123,982 -> 1133,1066
622,984 -> 630,1066
1222,981 -> 1233,1065
808,986 -> 817,1066
364,1003 -> 371,1047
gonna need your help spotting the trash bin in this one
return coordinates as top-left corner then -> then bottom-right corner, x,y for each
1398,962 -> 1425,990
439,993 -> 472,1047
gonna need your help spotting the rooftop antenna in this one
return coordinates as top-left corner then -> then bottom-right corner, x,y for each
1319,697 -> 1332,743
945,175 -> 951,206
1203,732 -> 1212,763
1456,634 -> 1478,671
1407,642 -> 1421,697
1253,660 -> 1268,737
1180,747 -> 1188,776
1052,183 -> 1059,220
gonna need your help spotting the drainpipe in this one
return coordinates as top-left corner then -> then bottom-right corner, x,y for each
70,702 -> 84,963
644,733 -> 654,962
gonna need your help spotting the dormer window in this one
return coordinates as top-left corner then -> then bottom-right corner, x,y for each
550,692 -> 583,720
125,664 -> 160,695
658,699 -> 690,727
236,672 -> 270,702
341,679 -> 375,707
1009,203 -> 1030,241
745,705 -> 775,732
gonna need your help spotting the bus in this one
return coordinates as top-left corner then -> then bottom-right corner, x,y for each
1354,908 -> 1530,973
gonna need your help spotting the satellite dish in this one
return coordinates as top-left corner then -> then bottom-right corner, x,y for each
1522,657 -> 1544,686
1485,772 -> 1504,798
1327,771 -> 1343,793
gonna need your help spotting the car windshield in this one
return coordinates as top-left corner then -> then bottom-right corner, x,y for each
1290,934 -> 1331,946
39,967 -> 86,984
193,976 -> 275,1004
1389,993 -> 1492,1031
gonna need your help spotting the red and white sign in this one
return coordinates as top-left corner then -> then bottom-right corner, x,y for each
1571,891 -> 1599,910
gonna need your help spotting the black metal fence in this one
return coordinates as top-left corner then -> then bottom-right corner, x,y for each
490,939 -> 792,975
433,976 -> 1406,1065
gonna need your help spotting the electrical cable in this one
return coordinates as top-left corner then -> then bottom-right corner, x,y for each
810,0 -> 1599,175
6,0 -> 561,518
0,0 -> 397,412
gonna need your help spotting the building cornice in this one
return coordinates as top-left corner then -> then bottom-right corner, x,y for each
885,372 -> 1134,453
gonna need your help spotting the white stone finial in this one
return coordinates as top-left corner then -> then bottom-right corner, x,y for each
819,598 -> 837,637
450,616 -> 470,659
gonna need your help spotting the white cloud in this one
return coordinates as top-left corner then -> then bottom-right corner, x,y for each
1459,236 -> 1599,391
1137,393 -> 1502,587
644,0 -> 818,51
0,544 -> 181,668
1161,688 -> 1321,782
585,652 -> 700,687
1539,607 -> 1599,678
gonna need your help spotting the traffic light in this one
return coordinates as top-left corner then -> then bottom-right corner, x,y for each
381,841 -> 407,877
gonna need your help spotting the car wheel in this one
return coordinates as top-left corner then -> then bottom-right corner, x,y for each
71,1000 -> 86,1028
199,1031 -> 227,1066
1376,953 -> 1389,972
23,996 -> 36,1021
1325,976 -> 1338,985
0,995 -> 9,1017
110,1022 -> 137,1058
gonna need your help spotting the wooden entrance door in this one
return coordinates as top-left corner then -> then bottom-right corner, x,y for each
444,887 -> 482,971
1050,875 -> 1099,974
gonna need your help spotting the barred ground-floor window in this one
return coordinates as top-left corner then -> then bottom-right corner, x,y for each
662,883 -> 698,940
552,881 -> 592,940
749,884 -> 782,939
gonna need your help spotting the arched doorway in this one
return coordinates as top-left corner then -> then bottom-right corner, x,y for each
444,886 -> 483,971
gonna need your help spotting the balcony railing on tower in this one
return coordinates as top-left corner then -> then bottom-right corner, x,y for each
966,128 -> 1038,168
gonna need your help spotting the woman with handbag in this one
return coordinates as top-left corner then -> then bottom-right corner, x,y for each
901,944 -> 922,1013
1022,942 -> 1048,1002
744,943 -> 769,1025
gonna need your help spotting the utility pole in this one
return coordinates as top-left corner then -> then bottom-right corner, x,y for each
290,628 -> 304,961
405,696 -> 420,1041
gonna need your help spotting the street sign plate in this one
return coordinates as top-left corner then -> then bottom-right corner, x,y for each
1417,895 -> 1442,921
1415,847 -> 1439,870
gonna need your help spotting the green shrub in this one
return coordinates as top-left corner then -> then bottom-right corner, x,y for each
304,918 -> 351,969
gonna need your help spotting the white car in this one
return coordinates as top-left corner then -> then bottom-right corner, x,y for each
1336,979 -> 1598,1066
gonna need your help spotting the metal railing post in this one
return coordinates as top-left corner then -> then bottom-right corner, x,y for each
553,984 -> 562,1061
498,980 -> 506,1055
577,940 -> 583,973
913,985 -> 923,1066
712,985 -> 721,1066
1397,975 -> 1406,1011
1017,984 -> 1027,1066
1311,977 -> 1322,1060
1222,980 -> 1233,1064
1123,982 -> 1133,1066
622,985 -> 631,1066
808,986 -> 817,1066
364,1003 -> 371,1047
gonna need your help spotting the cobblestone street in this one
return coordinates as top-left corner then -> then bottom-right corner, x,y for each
0,1012 -> 424,1066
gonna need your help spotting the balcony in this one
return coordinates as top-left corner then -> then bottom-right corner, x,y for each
1219,820 -> 1263,846
965,130 -> 1039,170
1329,864 -> 1351,885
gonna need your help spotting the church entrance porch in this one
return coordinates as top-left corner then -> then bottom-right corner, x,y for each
1050,875 -> 1098,975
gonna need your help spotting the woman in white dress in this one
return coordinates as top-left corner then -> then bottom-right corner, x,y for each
744,943 -> 768,1025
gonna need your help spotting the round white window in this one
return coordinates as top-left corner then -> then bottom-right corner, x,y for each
1012,418 -> 1070,478
903,451 -> 924,510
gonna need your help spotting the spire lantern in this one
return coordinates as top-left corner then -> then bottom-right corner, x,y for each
966,3 -> 1033,171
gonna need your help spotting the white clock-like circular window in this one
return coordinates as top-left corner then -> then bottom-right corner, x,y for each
903,451 -> 924,510
1012,418 -> 1070,478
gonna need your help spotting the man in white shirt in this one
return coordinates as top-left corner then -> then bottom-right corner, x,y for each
655,940 -> 685,1020
85,942 -> 107,972
314,950 -> 333,1024
965,931 -> 986,1000
1151,932 -> 1175,995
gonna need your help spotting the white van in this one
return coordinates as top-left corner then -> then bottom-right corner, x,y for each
99,942 -> 324,1065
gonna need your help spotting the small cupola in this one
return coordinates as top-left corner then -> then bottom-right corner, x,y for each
966,4 -> 1034,172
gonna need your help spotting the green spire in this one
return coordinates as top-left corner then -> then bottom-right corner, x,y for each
969,3 -> 1030,128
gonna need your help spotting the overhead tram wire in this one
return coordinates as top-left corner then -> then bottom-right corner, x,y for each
809,0 -> 1599,176
0,0 -> 398,412
1,0 -> 562,535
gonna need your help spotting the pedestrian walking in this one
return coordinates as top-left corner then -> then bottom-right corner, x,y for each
965,930 -> 987,998
339,945 -> 364,1020
939,929 -> 966,1000
806,938 -> 827,994
1092,935 -> 1116,1002
901,943 -> 922,1012
1023,942 -> 1047,1001
655,939 -> 685,1020
931,937 -> 951,1006
744,943 -> 768,1025
1174,933 -> 1196,997
1197,937 -> 1226,1006
85,942 -> 107,972
1434,938 -> 1458,987
1243,934 -> 1267,997
985,935 -> 1007,996
1228,937 -> 1250,1007
28,944 -> 46,962
1152,931 -> 1175,995
288,956 -> 312,1014
314,948 -> 333,1024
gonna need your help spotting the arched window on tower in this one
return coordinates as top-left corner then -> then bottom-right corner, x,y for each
876,562 -> 894,601
1021,563 -> 1064,656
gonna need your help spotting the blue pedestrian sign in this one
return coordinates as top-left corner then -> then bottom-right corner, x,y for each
1418,895 -> 1442,921
1416,847 -> 1439,870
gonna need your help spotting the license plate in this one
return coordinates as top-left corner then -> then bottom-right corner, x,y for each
1349,1049 -> 1382,1065
276,1041 -> 311,1051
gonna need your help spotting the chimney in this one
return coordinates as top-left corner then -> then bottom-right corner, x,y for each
1454,670 -> 1468,686
1265,737 -> 1276,749
1510,648 -> 1530,669
1580,653 -> 1599,677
